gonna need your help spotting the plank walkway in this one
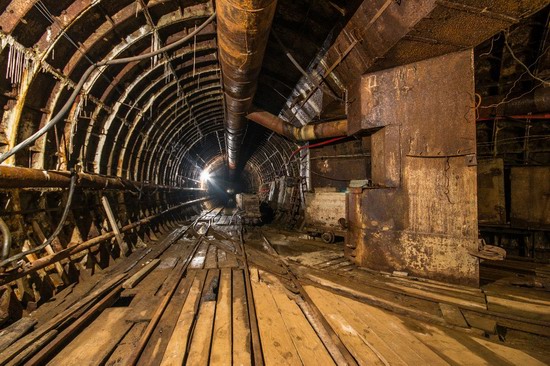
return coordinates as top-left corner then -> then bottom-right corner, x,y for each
1,214 -> 547,365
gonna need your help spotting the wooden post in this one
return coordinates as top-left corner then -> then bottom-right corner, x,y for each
32,221 -> 69,285
101,196 -> 129,256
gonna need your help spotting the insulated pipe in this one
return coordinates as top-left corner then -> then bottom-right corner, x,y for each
479,87 -> 550,119
216,0 -> 277,177
0,165 -> 205,191
246,108 -> 348,141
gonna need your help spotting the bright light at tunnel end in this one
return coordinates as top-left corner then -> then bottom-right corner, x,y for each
200,170 -> 211,182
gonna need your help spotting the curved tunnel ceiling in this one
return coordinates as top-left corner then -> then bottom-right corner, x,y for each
0,0 -> 354,192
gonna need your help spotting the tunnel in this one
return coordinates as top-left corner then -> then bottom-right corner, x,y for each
0,0 -> 549,365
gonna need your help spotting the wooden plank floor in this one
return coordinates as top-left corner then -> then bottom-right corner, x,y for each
5,215 -> 548,365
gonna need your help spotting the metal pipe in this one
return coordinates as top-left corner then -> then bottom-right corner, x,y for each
479,88 -> 550,119
216,0 -> 277,176
0,218 -> 12,260
246,108 -> 348,141
477,113 -> 550,121
0,165 -> 205,191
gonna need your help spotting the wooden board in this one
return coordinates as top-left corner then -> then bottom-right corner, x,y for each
186,301 -> 217,365
122,259 -> 161,289
0,317 -> 37,351
160,272 -> 206,366
232,270 -> 252,366
189,241 -> 209,269
409,322 -> 515,365
47,307 -> 132,366
304,286 -> 389,366
217,250 -> 229,268
204,245 -> 218,269
439,303 -> 469,328
252,279 -> 301,366
210,269 -> 232,365
333,289 -> 448,366
105,323 -> 147,366
138,272 -> 197,364
268,281 -> 335,366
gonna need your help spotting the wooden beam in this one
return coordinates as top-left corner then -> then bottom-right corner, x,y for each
101,196 -> 129,256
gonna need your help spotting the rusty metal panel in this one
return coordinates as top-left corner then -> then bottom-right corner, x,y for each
477,159 -> 506,225
510,167 -> 550,229
304,192 -> 347,230
347,50 -> 479,286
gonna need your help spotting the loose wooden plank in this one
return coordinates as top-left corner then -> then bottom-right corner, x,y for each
105,323 -> 147,366
408,322 -> 502,365
304,286 -> 388,366
471,337 -> 547,366
204,245 -> 218,269
7,330 -> 58,366
439,303 -> 469,328
189,241 -> 209,269
333,288 -> 448,366
101,196 -> 129,256
122,259 -> 161,289
0,317 -> 37,351
47,307 -> 131,366
463,313 -> 497,334
160,271 -> 206,366
268,282 -> 335,366
210,269 -> 232,365
232,270 -> 251,366
27,285 -> 123,365
225,252 -> 239,268
217,250 -> 229,268
138,272 -> 197,365
382,281 -> 487,310
186,301 -> 217,365
252,279 -> 301,366
0,274 -> 126,365
486,295 -> 550,322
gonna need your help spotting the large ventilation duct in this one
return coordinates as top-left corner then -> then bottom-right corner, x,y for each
216,0 -> 277,178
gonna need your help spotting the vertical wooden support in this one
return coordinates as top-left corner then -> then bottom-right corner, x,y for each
101,196 -> 129,256
32,221 -> 69,285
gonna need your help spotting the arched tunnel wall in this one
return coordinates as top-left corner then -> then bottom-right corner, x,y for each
0,1 -> 300,320
0,0 -> 548,325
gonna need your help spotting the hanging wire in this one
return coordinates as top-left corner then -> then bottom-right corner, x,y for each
479,32 -> 550,111
0,12 -> 216,165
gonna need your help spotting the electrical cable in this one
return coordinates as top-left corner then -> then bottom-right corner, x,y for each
0,171 -> 77,268
278,136 -> 347,176
0,217 -> 12,261
310,170 -> 351,182
0,12 -> 216,165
